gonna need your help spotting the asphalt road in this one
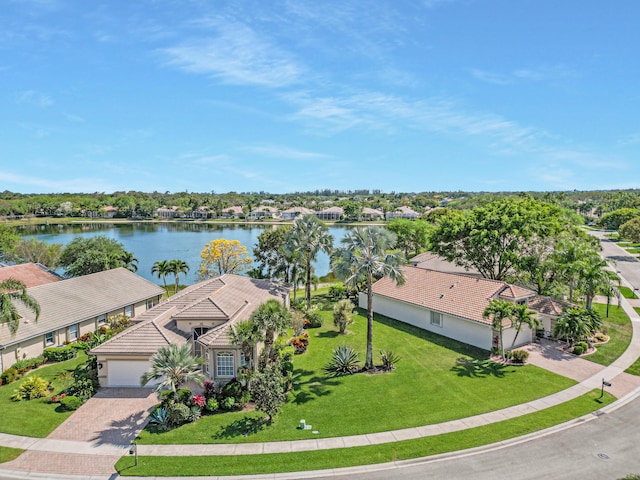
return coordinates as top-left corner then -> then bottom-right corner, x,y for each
590,230 -> 640,294
317,397 -> 640,480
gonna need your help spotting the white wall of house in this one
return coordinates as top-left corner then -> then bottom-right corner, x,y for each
501,323 -> 535,349
361,293 -> 493,350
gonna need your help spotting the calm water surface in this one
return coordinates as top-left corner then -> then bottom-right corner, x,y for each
20,222 -> 349,285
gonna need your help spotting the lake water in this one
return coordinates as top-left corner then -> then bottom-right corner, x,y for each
19,222 -> 349,285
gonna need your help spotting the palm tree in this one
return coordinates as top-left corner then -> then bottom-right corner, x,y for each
151,260 -> 171,295
554,237 -> 595,302
553,307 -> 592,347
332,226 -> 405,370
250,299 -> 292,360
286,215 -> 333,310
577,256 -> 618,310
229,320 -> 262,368
509,303 -> 541,349
169,259 -> 190,295
140,343 -> 204,396
0,279 -> 41,335
483,299 -> 514,361
121,251 -> 139,272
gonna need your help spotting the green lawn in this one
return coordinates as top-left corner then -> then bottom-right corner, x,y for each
619,286 -> 639,299
117,389 -> 613,477
625,359 -> 640,376
0,447 -> 23,464
586,304 -> 632,367
137,307 -> 575,445
617,242 -> 640,248
627,248 -> 640,254
0,353 -> 87,437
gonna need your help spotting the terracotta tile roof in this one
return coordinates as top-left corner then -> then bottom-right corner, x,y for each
1,268 -> 165,347
92,275 -> 289,354
409,252 -> 481,276
281,207 -> 314,215
372,266 -> 534,325
0,263 -> 62,288
528,295 -> 568,316
498,284 -> 537,299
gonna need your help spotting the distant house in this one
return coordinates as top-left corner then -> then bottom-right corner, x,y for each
316,206 -> 344,221
361,207 -> 384,221
0,263 -> 62,288
102,206 -> 118,218
0,268 -> 164,373
363,266 -> 537,351
190,206 -> 210,219
385,206 -> 420,220
220,206 -> 244,218
91,275 -> 289,388
280,206 -> 315,220
155,206 -> 179,219
249,206 -> 279,220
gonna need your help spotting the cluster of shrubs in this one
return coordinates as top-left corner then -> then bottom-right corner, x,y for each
303,308 -> 323,328
593,332 -> 608,343
149,379 -> 253,431
0,356 -> 46,386
291,332 -> 309,355
43,345 -> 78,363
572,341 -> 590,356
504,349 -> 530,364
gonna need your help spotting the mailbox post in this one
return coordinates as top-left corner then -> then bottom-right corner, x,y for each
600,378 -> 612,399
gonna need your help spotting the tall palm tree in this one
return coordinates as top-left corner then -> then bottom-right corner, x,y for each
151,260 -> 171,295
229,320 -> 262,369
140,343 -> 204,396
286,215 -> 333,310
250,299 -> 292,360
121,251 -> 139,272
169,259 -> 190,295
0,279 -> 41,335
553,307 -> 592,347
332,226 -> 405,370
578,256 -> 618,310
483,299 -> 514,361
554,236 -> 596,302
509,303 -> 541,349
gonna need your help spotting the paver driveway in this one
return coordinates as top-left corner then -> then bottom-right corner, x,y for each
48,387 -> 157,445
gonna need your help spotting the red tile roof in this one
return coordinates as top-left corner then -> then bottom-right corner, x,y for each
372,266 -> 534,325
0,263 -> 62,288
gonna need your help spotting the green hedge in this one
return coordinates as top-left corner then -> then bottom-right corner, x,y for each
43,345 -> 77,363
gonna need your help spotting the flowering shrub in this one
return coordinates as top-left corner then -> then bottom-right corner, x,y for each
192,395 -> 205,408
50,393 -> 67,403
291,333 -> 309,354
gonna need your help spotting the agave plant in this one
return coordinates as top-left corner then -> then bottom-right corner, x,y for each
148,407 -> 169,429
379,350 -> 400,372
323,345 -> 360,377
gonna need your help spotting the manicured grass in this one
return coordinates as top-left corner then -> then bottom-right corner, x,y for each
617,242 -> 640,248
117,389 -> 614,476
0,447 -> 23,464
0,353 -> 87,437
635,307 -> 640,316
625,358 -> 640,376
586,304 -> 632,367
619,286 -> 639,299
137,306 -> 575,445
627,248 -> 640,254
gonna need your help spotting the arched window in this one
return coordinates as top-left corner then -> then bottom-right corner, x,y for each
216,352 -> 234,377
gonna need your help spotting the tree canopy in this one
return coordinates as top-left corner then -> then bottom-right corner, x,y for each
58,235 -> 137,277
198,239 -> 252,279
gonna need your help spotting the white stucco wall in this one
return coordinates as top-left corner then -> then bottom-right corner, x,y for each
361,293 -> 494,351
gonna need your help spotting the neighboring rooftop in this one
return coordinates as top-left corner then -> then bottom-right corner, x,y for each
409,252 -> 482,277
0,263 -> 62,288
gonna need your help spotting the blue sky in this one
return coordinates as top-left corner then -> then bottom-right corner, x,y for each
1,0 -> 638,194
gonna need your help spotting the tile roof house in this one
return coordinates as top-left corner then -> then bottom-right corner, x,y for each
0,268 -> 164,373
385,206 -> 421,220
280,206 -> 315,220
315,206 -> 344,221
409,252 -> 482,277
0,263 -> 63,288
361,207 -> 384,221
220,206 -> 244,218
249,206 -> 280,219
91,274 -> 289,388
363,266 -> 538,351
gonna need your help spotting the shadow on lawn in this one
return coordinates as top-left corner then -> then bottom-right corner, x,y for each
451,357 -> 511,378
213,416 -> 266,440
291,369 -> 340,405
315,330 -> 340,339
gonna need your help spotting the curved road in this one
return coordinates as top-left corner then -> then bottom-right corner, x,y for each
590,230 -> 640,294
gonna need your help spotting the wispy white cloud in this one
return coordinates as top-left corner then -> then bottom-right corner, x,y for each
470,69 -> 511,85
160,20 -> 304,88
241,144 -> 329,160
15,90 -> 53,108
0,171 -> 114,192
471,65 -> 577,85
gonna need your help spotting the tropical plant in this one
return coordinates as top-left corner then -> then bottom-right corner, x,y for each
60,395 -> 82,411
483,299 -> 514,361
379,350 -> 400,371
199,239 -> 252,279
303,308 -> 323,328
333,299 -> 354,334
168,259 -> 189,294
229,320 -> 262,368
10,375 -> 52,401
323,345 -> 361,377
332,226 -> 405,370
121,251 -> 139,272
250,299 -> 292,360
509,303 -> 541,349
554,307 -> 592,346
285,215 -> 333,310
141,344 -> 205,396
167,402 -> 191,427
249,360 -> 286,423
148,407 -> 169,429
577,256 -> 619,310
0,278 -> 41,335
151,260 -> 172,295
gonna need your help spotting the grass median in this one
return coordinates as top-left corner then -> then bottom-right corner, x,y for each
0,447 -> 23,464
117,389 -> 614,476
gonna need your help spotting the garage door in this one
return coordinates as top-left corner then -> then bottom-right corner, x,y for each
107,360 -> 159,387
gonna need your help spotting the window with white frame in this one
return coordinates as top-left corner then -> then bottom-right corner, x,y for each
146,298 -> 157,310
68,324 -> 79,341
216,352 -> 234,377
97,314 -> 106,326
430,311 -> 443,327
45,332 -> 54,346
124,305 -> 133,317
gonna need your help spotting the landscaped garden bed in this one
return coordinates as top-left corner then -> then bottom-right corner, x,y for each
136,302 -> 576,445
584,304 -> 632,366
